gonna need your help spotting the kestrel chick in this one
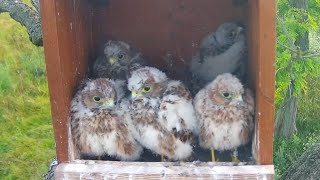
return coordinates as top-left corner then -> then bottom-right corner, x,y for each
92,40 -> 147,80
70,78 -> 142,161
127,66 -> 198,161
158,80 -> 199,143
194,73 -> 254,162
188,22 -> 248,94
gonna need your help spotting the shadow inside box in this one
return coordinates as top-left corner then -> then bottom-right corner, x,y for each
192,142 -> 254,162
80,148 -> 161,162
80,141 -> 253,163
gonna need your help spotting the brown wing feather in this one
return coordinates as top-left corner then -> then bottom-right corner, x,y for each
161,81 -> 196,144
130,99 -> 179,159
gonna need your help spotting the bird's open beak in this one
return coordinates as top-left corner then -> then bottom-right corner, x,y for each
102,98 -> 115,108
109,57 -> 118,65
131,90 -> 142,99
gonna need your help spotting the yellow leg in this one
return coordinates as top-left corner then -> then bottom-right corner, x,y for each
161,155 -> 167,162
211,149 -> 215,162
231,148 -> 240,162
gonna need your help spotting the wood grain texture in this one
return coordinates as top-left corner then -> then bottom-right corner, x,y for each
247,0 -> 276,165
55,161 -> 274,179
40,0 -> 93,162
93,0 -> 247,77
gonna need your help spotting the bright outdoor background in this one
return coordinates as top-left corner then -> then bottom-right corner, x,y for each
0,0 -> 319,179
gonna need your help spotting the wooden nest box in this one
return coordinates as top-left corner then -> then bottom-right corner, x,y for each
40,0 -> 276,179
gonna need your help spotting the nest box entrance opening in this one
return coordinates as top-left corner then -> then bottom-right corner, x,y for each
41,0 -> 276,178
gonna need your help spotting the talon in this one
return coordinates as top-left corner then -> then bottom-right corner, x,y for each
231,148 -> 240,162
161,155 -> 168,162
231,156 -> 240,162
211,149 -> 215,162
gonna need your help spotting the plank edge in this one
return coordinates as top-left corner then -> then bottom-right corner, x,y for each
55,161 -> 274,179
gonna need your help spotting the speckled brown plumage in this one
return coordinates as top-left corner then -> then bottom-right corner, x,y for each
70,78 -> 142,160
159,81 -> 197,144
127,67 -> 198,161
130,99 -> 177,158
91,40 -> 147,80
194,73 -> 254,152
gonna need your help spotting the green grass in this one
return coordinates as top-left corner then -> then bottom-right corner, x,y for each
273,76 -> 320,179
0,13 -> 55,179
0,2 -> 319,179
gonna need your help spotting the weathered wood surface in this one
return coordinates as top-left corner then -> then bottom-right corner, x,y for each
247,0 -> 276,165
55,161 -> 274,179
40,0 -> 93,162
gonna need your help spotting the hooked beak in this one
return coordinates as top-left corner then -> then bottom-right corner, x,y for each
230,95 -> 243,106
131,90 -> 142,99
109,57 -> 117,65
102,98 -> 115,108
236,27 -> 244,37
236,26 -> 244,34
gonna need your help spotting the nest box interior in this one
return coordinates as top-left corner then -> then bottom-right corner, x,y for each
40,0 -> 276,178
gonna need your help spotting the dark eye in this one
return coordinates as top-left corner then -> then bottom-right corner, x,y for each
93,96 -> 101,102
117,54 -> 124,59
143,86 -> 151,92
223,92 -> 231,98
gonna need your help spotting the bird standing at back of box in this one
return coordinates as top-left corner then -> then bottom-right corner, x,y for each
70,78 -> 142,161
127,66 -> 199,161
194,73 -> 254,162
188,22 -> 247,94
92,40 -> 148,80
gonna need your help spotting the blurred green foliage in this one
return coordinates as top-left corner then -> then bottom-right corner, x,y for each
274,77 -> 320,179
274,0 -> 320,179
0,13 -> 55,179
276,0 -> 320,106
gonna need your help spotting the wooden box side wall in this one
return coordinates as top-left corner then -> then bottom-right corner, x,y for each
40,0 -> 94,162
248,0 -> 276,165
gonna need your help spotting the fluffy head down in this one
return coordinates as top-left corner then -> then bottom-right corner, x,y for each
127,66 -> 168,99
206,73 -> 244,106
197,22 -> 246,65
213,22 -> 244,46
104,40 -> 143,69
92,40 -> 146,79
79,78 -> 117,110
104,40 -> 131,63
200,22 -> 244,52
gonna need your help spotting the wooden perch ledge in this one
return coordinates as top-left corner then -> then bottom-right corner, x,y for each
55,160 -> 274,179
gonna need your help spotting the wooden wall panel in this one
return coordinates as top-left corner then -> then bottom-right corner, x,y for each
40,0 -> 93,162
248,0 -> 276,165
93,0 -> 247,77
